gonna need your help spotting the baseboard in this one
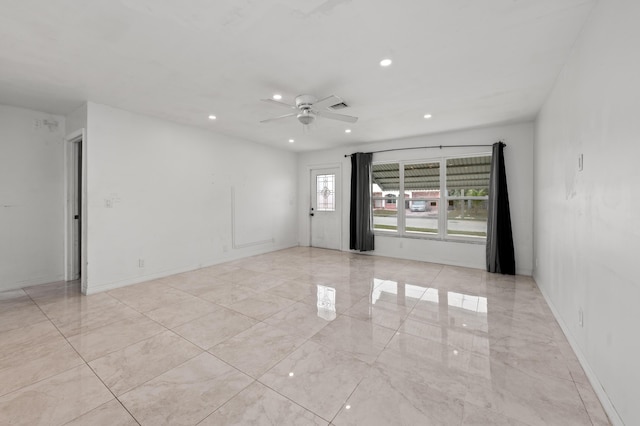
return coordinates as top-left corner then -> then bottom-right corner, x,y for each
348,248 -> 533,277
535,277 -> 623,426
0,274 -> 65,292
84,242 -> 298,295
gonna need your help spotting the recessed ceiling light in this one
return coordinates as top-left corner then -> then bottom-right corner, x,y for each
380,58 -> 392,67
288,139 -> 294,143
424,114 -> 432,119
208,115 -> 216,120
273,94 -> 282,100
345,129 -> 352,133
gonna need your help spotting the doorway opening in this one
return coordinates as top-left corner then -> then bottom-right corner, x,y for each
65,130 -> 85,285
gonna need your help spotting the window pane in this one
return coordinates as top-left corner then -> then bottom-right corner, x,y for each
404,162 -> 440,234
372,163 -> 400,194
372,163 -> 400,232
404,162 -> 440,195
446,156 -> 491,197
316,174 -> 335,211
406,200 -> 439,235
447,199 -> 488,238
373,200 -> 398,232
446,155 -> 490,239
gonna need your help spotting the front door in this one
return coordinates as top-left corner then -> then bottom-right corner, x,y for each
310,167 -> 341,250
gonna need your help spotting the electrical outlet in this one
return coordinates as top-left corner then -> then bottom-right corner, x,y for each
138,259 -> 145,268
578,308 -> 584,327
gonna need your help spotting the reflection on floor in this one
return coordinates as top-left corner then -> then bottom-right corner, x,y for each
0,247 -> 610,425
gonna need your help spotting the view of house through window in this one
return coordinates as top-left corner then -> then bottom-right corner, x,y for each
371,154 -> 491,240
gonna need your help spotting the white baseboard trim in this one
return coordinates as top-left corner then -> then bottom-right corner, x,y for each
347,248 -> 534,277
535,278 -> 623,426
84,242 -> 298,295
0,274 -> 65,292
84,265 -> 200,295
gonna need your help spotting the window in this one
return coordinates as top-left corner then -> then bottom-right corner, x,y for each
404,162 -> 440,236
371,154 -> 491,241
316,174 -> 335,211
371,163 -> 399,233
446,156 -> 491,239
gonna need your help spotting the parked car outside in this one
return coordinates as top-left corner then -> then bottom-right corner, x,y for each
409,200 -> 428,212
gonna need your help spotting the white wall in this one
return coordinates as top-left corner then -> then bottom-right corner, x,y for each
0,105 -> 66,291
534,1 -> 640,424
298,122 -> 534,274
66,104 -> 87,136
84,102 -> 298,293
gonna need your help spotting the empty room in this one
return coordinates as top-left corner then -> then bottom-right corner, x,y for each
0,0 -> 638,425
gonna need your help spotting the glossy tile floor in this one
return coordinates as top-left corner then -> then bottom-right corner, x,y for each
0,247 -> 610,425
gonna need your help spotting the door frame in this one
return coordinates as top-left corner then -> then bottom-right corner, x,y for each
64,129 -> 87,291
307,163 -> 343,250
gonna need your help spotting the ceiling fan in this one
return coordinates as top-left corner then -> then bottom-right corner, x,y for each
260,94 -> 358,127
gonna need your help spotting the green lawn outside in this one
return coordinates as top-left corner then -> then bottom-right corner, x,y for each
374,224 -> 486,237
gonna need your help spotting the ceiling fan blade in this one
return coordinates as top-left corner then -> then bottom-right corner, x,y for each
312,95 -> 342,110
260,112 -> 297,123
315,110 -> 358,123
260,99 -> 297,109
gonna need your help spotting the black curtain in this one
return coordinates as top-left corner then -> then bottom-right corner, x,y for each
349,152 -> 375,251
486,142 -> 516,275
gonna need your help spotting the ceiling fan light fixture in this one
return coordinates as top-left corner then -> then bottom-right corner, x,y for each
297,110 -> 315,125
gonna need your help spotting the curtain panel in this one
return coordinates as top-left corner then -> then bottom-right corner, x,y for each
349,152 -> 375,251
486,142 -> 516,275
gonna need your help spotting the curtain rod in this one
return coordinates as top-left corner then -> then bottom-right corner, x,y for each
343,142 -> 503,158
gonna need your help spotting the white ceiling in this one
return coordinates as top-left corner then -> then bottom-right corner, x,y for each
0,0 -> 595,151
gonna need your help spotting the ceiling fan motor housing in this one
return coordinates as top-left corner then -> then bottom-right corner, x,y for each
295,94 -> 317,109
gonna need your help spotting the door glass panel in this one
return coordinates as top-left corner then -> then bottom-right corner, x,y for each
316,174 -> 336,211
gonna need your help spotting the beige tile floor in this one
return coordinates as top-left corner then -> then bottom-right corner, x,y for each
0,247 -> 610,425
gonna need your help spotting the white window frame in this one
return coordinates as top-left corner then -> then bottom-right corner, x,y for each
371,152 -> 491,243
